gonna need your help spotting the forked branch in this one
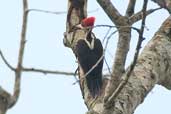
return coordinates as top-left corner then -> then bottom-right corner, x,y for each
104,0 -> 149,108
8,0 -> 28,108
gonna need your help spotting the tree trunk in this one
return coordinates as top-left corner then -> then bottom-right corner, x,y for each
64,0 -> 171,113
0,87 -> 11,114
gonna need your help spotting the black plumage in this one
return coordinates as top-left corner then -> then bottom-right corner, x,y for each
74,33 -> 103,98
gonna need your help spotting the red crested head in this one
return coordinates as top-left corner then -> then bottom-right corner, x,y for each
81,16 -> 96,27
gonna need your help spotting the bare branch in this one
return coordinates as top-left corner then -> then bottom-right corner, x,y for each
27,8 -> 99,15
129,8 -> 161,24
96,0 -> 122,26
151,0 -> 171,14
8,0 -> 28,108
105,0 -> 149,107
0,50 -> 15,71
126,0 -> 136,16
27,9 -> 66,15
22,67 -> 76,76
94,24 -> 141,33
104,58 -> 112,77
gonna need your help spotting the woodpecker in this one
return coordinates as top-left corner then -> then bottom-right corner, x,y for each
74,17 -> 104,98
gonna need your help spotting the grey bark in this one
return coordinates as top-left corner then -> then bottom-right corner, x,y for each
0,0 -> 171,114
0,0 -> 28,114
64,0 -> 171,114
0,87 -> 9,114
89,16 -> 171,114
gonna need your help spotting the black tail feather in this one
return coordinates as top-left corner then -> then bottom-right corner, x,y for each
86,76 -> 102,98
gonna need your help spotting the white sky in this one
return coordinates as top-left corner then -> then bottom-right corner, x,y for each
0,0 -> 170,114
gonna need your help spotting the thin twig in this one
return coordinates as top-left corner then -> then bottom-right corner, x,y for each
104,31 -> 118,52
129,7 -> 161,24
27,9 -> 66,15
104,58 -> 112,76
106,50 -> 114,59
0,50 -> 15,71
22,66 -> 111,78
94,24 -> 144,34
102,31 -> 118,78
102,28 -> 112,43
72,24 -> 141,34
27,8 -> 99,15
73,67 -> 79,81
22,67 -> 76,76
103,67 -> 112,72
106,0 -> 149,105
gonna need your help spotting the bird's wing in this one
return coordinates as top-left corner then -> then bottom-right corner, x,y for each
74,39 -> 91,73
